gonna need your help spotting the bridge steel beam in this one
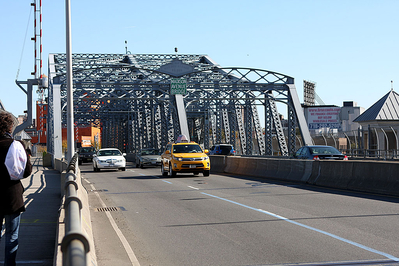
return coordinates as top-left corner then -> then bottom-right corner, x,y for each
47,53 -> 311,156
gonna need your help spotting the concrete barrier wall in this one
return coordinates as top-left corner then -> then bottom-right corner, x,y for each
224,156 -> 241,174
54,158 -> 97,266
216,156 -> 313,183
350,161 -> 399,196
307,161 -> 354,190
54,158 -> 68,173
209,155 -> 225,173
210,156 -> 399,197
76,168 -> 97,266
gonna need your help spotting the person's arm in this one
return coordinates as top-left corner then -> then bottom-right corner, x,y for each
23,147 -> 32,178
5,140 -> 31,180
18,141 -> 32,178
16,140 -> 32,178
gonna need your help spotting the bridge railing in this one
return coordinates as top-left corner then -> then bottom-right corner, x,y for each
61,153 -> 90,266
342,149 -> 399,160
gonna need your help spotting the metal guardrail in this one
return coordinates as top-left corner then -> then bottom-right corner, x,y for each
342,149 -> 399,160
61,153 -> 90,266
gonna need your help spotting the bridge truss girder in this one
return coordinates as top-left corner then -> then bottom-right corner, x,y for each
48,53 -> 311,156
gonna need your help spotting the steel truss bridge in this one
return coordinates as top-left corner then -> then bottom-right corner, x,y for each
47,53 -> 312,157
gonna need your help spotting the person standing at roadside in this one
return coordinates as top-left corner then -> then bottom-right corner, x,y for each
0,111 -> 32,266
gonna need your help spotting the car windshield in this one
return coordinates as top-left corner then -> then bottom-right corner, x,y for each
141,149 -> 159,156
98,150 -> 122,156
310,147 -> 341,155
173,145 -> 203,153
80,147 -> 95,153
220,146 -> 233,152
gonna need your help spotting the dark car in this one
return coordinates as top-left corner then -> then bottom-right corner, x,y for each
209,144 -> 236,156
78,147 -> 97,165
294,145 -> 348,161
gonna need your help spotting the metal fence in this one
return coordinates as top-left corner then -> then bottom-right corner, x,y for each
309,126 -> 399,160
341,149 -> 399,160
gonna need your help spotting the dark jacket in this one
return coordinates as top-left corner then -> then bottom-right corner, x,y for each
0,135 -> 32,215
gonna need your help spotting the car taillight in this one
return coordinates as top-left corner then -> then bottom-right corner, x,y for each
313,155 -> 320,160
343,155 -> 348,161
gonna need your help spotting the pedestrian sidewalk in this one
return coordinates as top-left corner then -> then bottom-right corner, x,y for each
0,156 -> 61,266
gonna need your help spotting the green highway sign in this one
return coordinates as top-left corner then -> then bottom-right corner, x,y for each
171,78 -> 187,95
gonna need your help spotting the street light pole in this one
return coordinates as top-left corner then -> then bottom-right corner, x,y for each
66,0 -> 75,161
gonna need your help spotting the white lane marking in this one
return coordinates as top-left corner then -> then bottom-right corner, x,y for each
188,186 -> 199,190
89,183 -> 140,266
162,180 -> 172,184
201,192 -> 399,262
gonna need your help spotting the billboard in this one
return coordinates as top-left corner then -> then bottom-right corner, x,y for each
307,107 -> 341,130
81,136 -> 92,147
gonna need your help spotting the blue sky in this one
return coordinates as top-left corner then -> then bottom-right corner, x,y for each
1,0 -> 398,118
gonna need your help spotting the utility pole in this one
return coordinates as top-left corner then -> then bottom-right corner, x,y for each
15,0 -> 47,138
66,0 -> 75,161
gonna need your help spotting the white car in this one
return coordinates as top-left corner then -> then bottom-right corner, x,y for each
93,148 -> 126,171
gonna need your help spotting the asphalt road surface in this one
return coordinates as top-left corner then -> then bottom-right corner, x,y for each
80,162 -> 399,266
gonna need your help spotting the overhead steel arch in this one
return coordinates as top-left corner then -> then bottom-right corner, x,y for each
47,53 -> 311,156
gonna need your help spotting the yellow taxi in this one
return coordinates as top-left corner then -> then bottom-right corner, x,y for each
161,135 -> 210,177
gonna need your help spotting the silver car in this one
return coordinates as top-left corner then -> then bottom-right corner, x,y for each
93,148 -> 126,171
136,148 -> 161,168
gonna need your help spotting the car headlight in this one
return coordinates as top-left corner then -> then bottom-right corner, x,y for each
202,156 -> 209,160
173,156 -> 183,161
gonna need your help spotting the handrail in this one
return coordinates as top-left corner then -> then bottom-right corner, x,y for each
341,149 -> 399,160
60,153 -> 90,266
